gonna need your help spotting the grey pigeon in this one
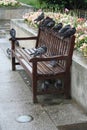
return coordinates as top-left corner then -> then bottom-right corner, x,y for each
10,28 -> 19,46
15,40 -> 19,46
59,24 -> 71,36
41,80 -> 50,91
30,45 -> 47,57
34,12 -> 44,22
46,20 -> 55,29
6,48 -> 11,58
53,23 -> 63,32
10,28 -> 16,41
60,27 -> 76,39
39,17 -> 53,28
54,79 -> 62,88
50,60 -> 57,67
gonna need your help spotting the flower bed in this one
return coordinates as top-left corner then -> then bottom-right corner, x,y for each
0,0 -> 21,7
23,11 -> 87,57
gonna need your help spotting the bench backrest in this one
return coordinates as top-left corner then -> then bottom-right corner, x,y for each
36,28 -> 75,70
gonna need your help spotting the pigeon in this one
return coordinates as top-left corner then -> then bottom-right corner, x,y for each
10,28 -> 20,46
34,12 -> 44,22
15,40 -> 19,46
59,24 -> 71,36
46,20 -> 55,29
50,60 -> 57,67
41,80 -> 50,91
30,45 -> 47,57
60,27 -> 76,39
54,79 -> 62,88
6,48 -> 11,58
52,23 -> 63,32
10,28 -> 16,41
39,17 -> 53,28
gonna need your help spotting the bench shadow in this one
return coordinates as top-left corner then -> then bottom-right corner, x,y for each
17,69 -> 72,105
57,122 -> 87,130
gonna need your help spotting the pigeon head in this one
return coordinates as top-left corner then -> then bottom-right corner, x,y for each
41,45 -> 47,52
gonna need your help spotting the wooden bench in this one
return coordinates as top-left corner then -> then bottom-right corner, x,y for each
9,27 -> 75,103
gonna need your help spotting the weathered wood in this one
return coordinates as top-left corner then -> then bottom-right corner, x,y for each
9,27 -> 75,103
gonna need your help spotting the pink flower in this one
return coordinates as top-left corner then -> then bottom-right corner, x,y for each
64,8 -> 69,13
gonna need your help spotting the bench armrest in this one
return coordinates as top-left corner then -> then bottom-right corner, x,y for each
29,55 -> 68,62
9,36 -> 38,41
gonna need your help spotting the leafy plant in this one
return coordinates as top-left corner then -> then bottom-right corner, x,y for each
17,0 -> 87,11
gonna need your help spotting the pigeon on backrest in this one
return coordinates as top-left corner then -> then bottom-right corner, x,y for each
53,23 -> 63,32
46,20 -> 55,29
39,17 -> 53,29
60,27 -> 76,39
59,24 -> 71,36
34,12 -> 44,22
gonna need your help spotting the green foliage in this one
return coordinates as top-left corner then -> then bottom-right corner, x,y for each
65,0 -> 87,9
78,37 -> 87,48
43,0 -> 87,10
17,0 -> 87,10
17,0 -> 46,9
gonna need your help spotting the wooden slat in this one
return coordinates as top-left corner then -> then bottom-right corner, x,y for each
12,50 -> 32,76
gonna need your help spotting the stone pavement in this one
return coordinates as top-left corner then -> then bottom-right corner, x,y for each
0,37 -> 87,130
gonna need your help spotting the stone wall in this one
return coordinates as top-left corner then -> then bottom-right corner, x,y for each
71,51 -> 87,111
0,5 -> 34,20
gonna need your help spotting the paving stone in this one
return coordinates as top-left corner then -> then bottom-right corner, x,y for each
0,102 -> 57,130
43,101 -> 87,127
0,71 -> 23,83
0,80 -> 32,103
